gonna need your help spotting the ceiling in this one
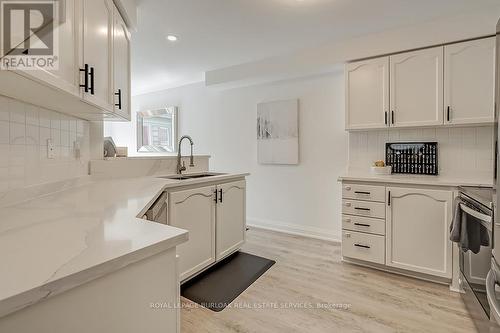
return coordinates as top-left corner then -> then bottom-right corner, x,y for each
132,0 -> 500,95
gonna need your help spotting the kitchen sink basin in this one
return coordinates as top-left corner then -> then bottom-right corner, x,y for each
158,172 -> 226,180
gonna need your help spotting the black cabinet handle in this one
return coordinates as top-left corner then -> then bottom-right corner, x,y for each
384,111 -> 388,125
89,67 -> 95,95
219,189 -> 223,203
115,89 -> 122,109
79,64 -> 89,92
354,207 -> 370,211
354,223 -> 371,227
388,191 -> 391,206
354,243 -> 370,249
214,190 -> 218,203
447,106 -> 450,122
391,110 -> 395,124
354,191 -> 370,195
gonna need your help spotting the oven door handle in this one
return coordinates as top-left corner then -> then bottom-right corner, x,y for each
487,269 -> 500,325
459,203 -> 492,223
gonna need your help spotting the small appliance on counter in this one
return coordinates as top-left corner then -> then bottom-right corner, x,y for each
103,137 -> 117,158
385,142 -> 438,175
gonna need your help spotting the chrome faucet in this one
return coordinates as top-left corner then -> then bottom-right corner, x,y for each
177,135 -> 195,174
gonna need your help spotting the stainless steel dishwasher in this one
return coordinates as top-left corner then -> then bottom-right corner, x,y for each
143,192 -> 168,225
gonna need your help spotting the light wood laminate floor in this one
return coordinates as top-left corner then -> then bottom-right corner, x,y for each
181,228 -> 476,333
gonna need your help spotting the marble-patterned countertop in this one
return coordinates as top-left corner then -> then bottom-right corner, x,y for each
338,171 -> 493,188
0,172 -> 248,318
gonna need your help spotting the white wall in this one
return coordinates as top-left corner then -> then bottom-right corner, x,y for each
0,95 -> 90,194
105,73 -> 348,241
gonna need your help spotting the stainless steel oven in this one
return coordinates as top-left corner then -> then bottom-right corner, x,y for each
458,187 -> 498,332
489,15 -> 500,333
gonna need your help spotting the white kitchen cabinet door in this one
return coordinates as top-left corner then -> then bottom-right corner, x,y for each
169,186 -> 216,281
345,57 -> 389,130
444,38 -> 495,125
82,0 -> 114,112
216,180 -> 246,260
112,4 -> 131,120
390,47 -> 444,127
386,187 -> 452,278
11,0 -> 81,96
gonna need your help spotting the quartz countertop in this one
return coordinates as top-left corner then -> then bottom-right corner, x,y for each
0,172 -> 248,318
338,171 -> 493,188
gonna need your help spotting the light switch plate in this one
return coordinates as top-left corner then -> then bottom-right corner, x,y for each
47,139 -> 55,159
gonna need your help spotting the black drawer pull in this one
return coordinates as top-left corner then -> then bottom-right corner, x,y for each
354,207 -> 370,211
214,190 -> 218,203
79,64 -> 89,92
115,89 -> 122,109
354,243 -> 370,249
89,66 -> 95,95
354,191 -> 370,195
354,223 -> 371,227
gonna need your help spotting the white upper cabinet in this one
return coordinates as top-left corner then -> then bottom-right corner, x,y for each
345,37 -> 495,130
16,0 -> 81,96
0,0 -> 132,121
444,38 -> 495,125
386,187 -> 452,278
345,57 -> 389,130
82,0 -> 114,112
390,47 -> 444,127
112,5 -> 131,120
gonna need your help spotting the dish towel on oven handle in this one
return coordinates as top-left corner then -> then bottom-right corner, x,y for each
450,197 -> 490,254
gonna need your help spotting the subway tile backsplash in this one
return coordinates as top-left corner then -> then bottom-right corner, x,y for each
348,126 -> 494,179
0,95 -> 90,193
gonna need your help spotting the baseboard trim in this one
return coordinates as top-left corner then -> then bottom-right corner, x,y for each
247,217 -> 340,243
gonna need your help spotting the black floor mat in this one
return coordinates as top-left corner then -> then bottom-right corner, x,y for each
181,251 -> 275,312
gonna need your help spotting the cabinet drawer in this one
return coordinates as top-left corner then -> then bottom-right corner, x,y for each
342,214 -> 385,235
342,183 -> 385,202
342,230 -> 385,264
342,199 -> 386,219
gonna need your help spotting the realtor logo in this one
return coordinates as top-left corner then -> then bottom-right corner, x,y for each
0,0 -> 59,70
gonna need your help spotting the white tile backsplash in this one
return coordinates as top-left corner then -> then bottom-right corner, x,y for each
0,121 -> 9,144
348,126 -> 494,179
10,122 -> 25,144
0,95 -> 90,193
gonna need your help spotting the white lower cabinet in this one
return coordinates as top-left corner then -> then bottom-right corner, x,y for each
342,199 -> 386,219
386,186 -> 453,278
216,180 -> 246,260
168,179 -> 246,281
168,185 -> 216,281
342,230 -> 385,264
342,214 -> 385,236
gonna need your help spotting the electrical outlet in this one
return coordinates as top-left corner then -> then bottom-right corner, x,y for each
47,139 -> 55,159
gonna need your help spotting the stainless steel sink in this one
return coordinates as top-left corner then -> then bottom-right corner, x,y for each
158,172 -> 226,181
